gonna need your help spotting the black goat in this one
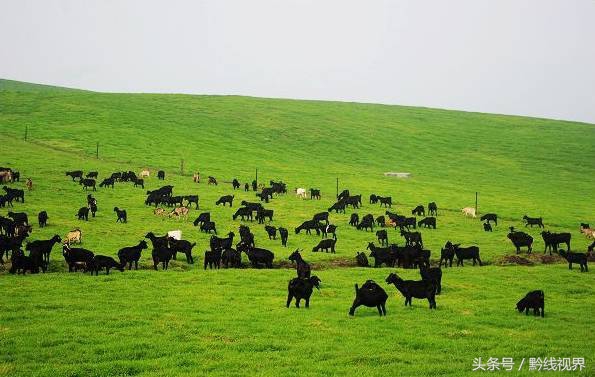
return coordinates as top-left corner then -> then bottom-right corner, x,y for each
400,230 -> 423,248
523,215 -> 544,228
79,178 -> 96,191
279,227 -> 289,247
157,170 -> 165,180
328,201 -> 346,214
38,211 -> 48,228
355,252 -> 369,267
10,251 -> 45,274
169,238 -> 196,264
507,228 -> 533,254
77,207 -> 89,221
114,207 -> 127,223
99,178 -> 115,188
7,211 -> 28,226
440,243 -> 456,268
376,216 -> 385,227
319,224 -> 338,240
452,243 -> 482,266
86,171 -> 98,179
200,221 -> 217,234
312,238 -> 336,253
367,242 -> 396,268
418,217 -> 436,229
428,202 -> 438,216
184,195 -> 199,209
62,245 -> 94,272
310,188 -> 321,200
356,215 -> 374,232
152,246 -> 175,270
349,280 -> 388,316
210,232 -> 235,252
541,231 -> 571,255
376,229 -> 388,246
216,195 -> 234,207
558,250 -> 588,272
377,196 -> 392,208
287,276 -> 321,308
265,225 -> 277,240
295,220 -> 321,235
118,240 -> 149,270
412,205 -> 425,216
483,223 -> 493,232
133,178 -> 145,189
237,243 -> 274,268
386,272 -> 436,309
204,248 -> 222,270
516,290 -> 544,317
419,265 -> 442,294
289,249 -> 311,278
3,186 -> 24,203
25,235 -> 61,265
66,170 -> 83,181
369,194 -> 378,204
233,207 -> 253,221
89,255 -> 124,275
232,178 -> 240,189
193,212 -> 210,227
221,248 -> 241,268
312,211 -> 329,225
349,213 -> 359,227
256,208 -> 274,224
480,213 -> 498,225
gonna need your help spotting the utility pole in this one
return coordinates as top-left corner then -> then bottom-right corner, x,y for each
475,192 -> 478,215
96,142 -> 99,159
256,168 -> 258,187
181,159 -> 184,176
336,178 -> 339,199
24,125 -> 28,141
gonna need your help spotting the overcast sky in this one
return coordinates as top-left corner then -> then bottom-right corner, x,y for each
1,0 -> 594,123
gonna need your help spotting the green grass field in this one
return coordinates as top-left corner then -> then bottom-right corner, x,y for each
0,79 -> 594,376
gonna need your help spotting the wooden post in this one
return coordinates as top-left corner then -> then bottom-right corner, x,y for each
475,192 -> 478,215
336,178 -> 339,199
96,142 -> 99,159
24,125 -> 28,141
255,168 -> 258,187
181,159 -> 184,176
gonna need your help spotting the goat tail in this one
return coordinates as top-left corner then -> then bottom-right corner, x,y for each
354,283 -> 359,294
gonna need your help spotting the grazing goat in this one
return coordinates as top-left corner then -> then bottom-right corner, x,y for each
77,207 -> 89,221
25,235 -> 61,265
295,220 -> 321,235
289,249 -> 311,278
328,201 -> 346,214
79,178 -> 96,191
237,243 -> 274,268
256,207 -> 274,224
558,250 -> 588,272
319,224 -> 338,240
418,217 -> 436,229
355,251 -> 369,267
483,223 -> 493,232
400,230 -> 423,248
440,242 -> 456,268
216,195 -> 234,207
66,170 -> 83,181
428,202 -> 438,216
517,290 -> 544,317
221,248 -> 242,268
376,216 -> 385,228
200,221 -> 217,234
541,231 -> 571,255
10,251 -> 45,274
523,215 -> 544,228
376,229 -> 388,246
38,211 -> 48,228
133,178 -> 144,189
114,207 -> 127,223
157,170 -> 165,180
312,238 -> 336,253
295,188 -> 307,199
412,205 -> 425,216
386,272 -> 436,309
337,189 -> 350,201
86,171 -> 98,179
232,178 -> 240,190
265,225 -> 277,240
193,212 -> 210,227
118,240 -> 148,270
99,178 -> 115,188
89,255 -> 124,275
480,213 -> 498,225
145,232 -> 169,249
507,228 -> 533,254
8,211 -> 28,226
287,276 -> 321,308
349,280 -> 388,316
279,227 -> 289,246
310,188 -> 321,200
233,207 -> 253,221
452,243 -> 482,266
349,213 -> 359,227
461,207 -> 476,218
369,194 -> 378,204
420,265 -> 442,294
3,186 -> 24,203
377,196 -> 392,208
356,215 -> 374,232
210,232 -> 235,252
208,176 -> 217,185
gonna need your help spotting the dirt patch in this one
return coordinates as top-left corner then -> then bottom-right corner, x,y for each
494,255 -> 535,266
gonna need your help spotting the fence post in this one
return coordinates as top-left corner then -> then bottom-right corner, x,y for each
256,168 -> 258,187
181,159 -> 184,176
336,178 -> 339,199
475,192 -> 478,215
96,142 -> 99,159
24,125 -> 28,141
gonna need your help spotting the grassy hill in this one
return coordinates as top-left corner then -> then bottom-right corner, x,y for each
0,80 -> 593,376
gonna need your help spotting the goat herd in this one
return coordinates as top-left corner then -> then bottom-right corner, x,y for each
0,166 -> 592,317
